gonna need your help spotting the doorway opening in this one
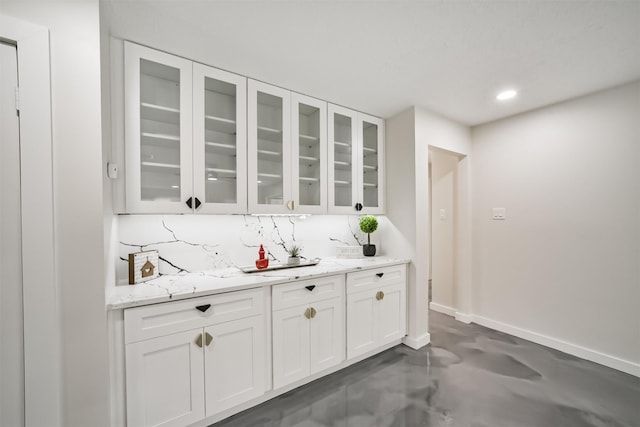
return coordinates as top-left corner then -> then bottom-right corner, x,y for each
0,40 -> 25,427
428,147 -> 470,322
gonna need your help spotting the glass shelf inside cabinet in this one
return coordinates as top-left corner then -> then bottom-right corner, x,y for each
256,91 -> 284,205
204,77 -> 239,204
333,113 -> 352,207
362,121 -> 379,207
298,103 -> 322,207
140,58 -> 181,202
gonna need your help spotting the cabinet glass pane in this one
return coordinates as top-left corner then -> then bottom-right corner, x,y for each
362,121 -> 379,207
203,77 -> 238,204
298,103 -> 321,207
139,59 -> 181,202
333,113 -> 352,207
256,92 -> 284,205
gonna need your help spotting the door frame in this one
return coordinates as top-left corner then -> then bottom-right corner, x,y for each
0,14 -> 61,427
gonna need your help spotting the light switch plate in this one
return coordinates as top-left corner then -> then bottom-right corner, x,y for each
492,208 -> 506,220
439,209 -> 447,220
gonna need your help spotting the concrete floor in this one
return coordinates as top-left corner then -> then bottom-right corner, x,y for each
213,311 -> 640,426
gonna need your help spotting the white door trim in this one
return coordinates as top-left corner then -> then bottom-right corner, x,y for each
0,13 -> 61,427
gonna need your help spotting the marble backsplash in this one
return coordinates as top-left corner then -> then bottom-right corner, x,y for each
116,214 -> 385,285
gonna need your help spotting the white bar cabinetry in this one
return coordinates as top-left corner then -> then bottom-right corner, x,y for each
328,104 -> 385,214
125,42 -> 247,214
123,288 -> 268,427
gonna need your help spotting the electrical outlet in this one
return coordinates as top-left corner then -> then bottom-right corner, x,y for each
492,207 -> 506,220
439,209 -> 447,220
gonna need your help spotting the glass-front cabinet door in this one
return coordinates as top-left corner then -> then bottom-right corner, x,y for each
193,63 -> 247,213
248,80 -> 292,213
328,105 -> 358,214
328,105 -> 385,214
125,42 -> 193,213
359,113 -> 385,214
291,93 -> 327,214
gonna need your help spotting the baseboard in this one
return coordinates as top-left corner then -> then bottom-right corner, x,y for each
454,311 -> 472,324
402,332 -> 431,350
471,314 -> 640,378
429,302 -> 456,316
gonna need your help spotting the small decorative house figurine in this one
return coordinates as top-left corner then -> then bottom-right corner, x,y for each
128,250 -> 160,284
141,259 -> 155,278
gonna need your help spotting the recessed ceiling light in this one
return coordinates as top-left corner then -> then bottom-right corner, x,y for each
496,90 -> 517,101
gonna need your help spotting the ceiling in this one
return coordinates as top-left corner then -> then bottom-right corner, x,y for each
102,0 -> 640,126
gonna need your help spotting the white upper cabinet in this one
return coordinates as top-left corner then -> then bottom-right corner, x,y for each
291,93 -> 327,214
193,63 -> 247,213
328,105 -> 385,214
125,42 -> 193,213
248,80 -> 292,213
248,81 -> 328,214
125,42 -> 247,214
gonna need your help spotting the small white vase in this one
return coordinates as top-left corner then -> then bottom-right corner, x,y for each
288,256 -> 300,265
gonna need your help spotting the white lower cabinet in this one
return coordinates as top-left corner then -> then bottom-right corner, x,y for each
119,264 -> 407,427
272,276 -> 345,389
125,329 -> 205,427
124,288 -> 268,427
346,266 -> 407,359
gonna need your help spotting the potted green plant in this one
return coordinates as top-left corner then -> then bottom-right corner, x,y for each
287,245 -> 302,265
359,215 -> 378,256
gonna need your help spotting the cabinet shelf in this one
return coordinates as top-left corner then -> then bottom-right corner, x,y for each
205,115 -> 237,134
205,141 -> 236,151
141,102 -> 180,125
206,167 -> 236,175
258,172 -> 282,179
141,161 -> 180,170
299,155 -> 319,162
141,132 -> 180,142
299,176 -> 320,183
334,180 -> 351,186
363,182 -> 377,188
257,126 -> 283,142
334,141 -> 351,148
299,134 -> 319,142
334,160 -> 351,171
257,149 -> 282,157
363,165 -> 377,171
363,147 -> 377,153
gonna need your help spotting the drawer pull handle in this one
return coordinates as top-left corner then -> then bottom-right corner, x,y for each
195,304 -> 211,313
195,333 -> 203,348
205,332 -> 213,346
305,285 -> 316,291
376,291 -> 385,301
310,307 -> 317,318
376,273 -> 384,278
304,308 -> 312,319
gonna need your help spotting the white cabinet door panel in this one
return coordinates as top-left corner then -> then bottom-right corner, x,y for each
126,329 -> 204,427
309,298 -> 344,375
346,292 -> 377,359
204,315 -> 265,415
377,285 -> 406,345
272,305 -> 310,389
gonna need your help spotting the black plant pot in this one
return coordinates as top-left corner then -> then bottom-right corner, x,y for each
363,244 -> 376,257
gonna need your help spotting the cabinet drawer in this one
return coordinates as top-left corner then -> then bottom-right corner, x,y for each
125,288 -> 266,343
272,275 -> 345,311
346,264 -> 406,295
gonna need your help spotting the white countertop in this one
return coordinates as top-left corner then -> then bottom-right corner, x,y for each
106,256 -> 409,310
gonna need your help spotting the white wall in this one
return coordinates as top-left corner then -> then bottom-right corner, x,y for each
0,1 -> 110,425
430,149 -> 460,313
386,106 -> 471,347
471,81 -> 640,373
